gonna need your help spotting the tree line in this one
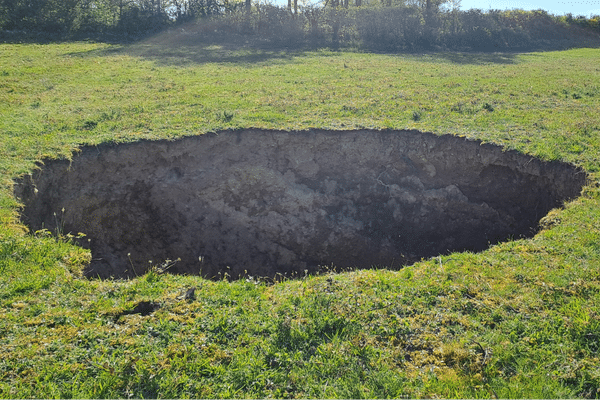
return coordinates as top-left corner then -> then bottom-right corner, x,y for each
1,0 -> 599,51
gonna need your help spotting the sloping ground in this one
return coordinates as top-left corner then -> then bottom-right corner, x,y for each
15,129 -> 585,279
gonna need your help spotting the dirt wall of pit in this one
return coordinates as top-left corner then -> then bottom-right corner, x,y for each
15,129 -> 587,279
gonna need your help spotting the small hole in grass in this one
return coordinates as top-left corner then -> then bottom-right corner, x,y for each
14,129 -> 587,280
124,301 -> 160,317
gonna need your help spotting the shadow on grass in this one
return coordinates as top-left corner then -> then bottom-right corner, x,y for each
427,51 -> 520,65
8,24 -> 598,67
61,30 -> 318,66
63,31 -> 523,67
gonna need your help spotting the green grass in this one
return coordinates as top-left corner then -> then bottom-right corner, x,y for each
1,36 -> 600,398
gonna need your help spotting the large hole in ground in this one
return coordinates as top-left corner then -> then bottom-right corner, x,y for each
15,129 -> 586,279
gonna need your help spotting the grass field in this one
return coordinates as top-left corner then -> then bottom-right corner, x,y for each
1,35 -> 600,398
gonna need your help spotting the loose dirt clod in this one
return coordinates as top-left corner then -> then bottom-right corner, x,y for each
14,129 -> 587,279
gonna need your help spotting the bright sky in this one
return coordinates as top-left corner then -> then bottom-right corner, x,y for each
458,0 -> 600,17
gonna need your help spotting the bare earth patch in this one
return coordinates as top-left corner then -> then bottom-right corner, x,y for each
15,129 -> 586,279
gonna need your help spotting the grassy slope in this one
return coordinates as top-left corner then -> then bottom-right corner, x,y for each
1,37 -> 599,398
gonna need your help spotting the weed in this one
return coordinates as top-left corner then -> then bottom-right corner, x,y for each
127,253 -> 138,277
217,110 -> 235,123
154,258 -> 180,274
53,208 -> 66,237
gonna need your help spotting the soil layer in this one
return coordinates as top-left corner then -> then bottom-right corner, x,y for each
15,129 -> 587,279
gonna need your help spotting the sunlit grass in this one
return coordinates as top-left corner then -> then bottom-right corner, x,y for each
1,39 -> 599,398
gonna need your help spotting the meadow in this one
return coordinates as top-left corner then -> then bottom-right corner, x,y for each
1,34 -> 599,397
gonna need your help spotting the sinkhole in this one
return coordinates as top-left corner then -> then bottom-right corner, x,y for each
14,129 -> 587,279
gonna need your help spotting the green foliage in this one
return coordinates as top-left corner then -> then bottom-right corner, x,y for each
0,0 -> 172,35
1,1 -> 599,52
179,6 -> 600,52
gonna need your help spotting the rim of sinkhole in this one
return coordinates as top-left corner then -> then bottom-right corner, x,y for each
14,129 -> 587,280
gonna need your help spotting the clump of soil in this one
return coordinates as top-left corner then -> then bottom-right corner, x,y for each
14,129 -> 586,279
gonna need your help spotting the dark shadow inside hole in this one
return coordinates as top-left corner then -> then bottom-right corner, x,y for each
14,129 -> 587,280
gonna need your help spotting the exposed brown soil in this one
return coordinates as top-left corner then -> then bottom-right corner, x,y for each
14,129 -> 587,279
